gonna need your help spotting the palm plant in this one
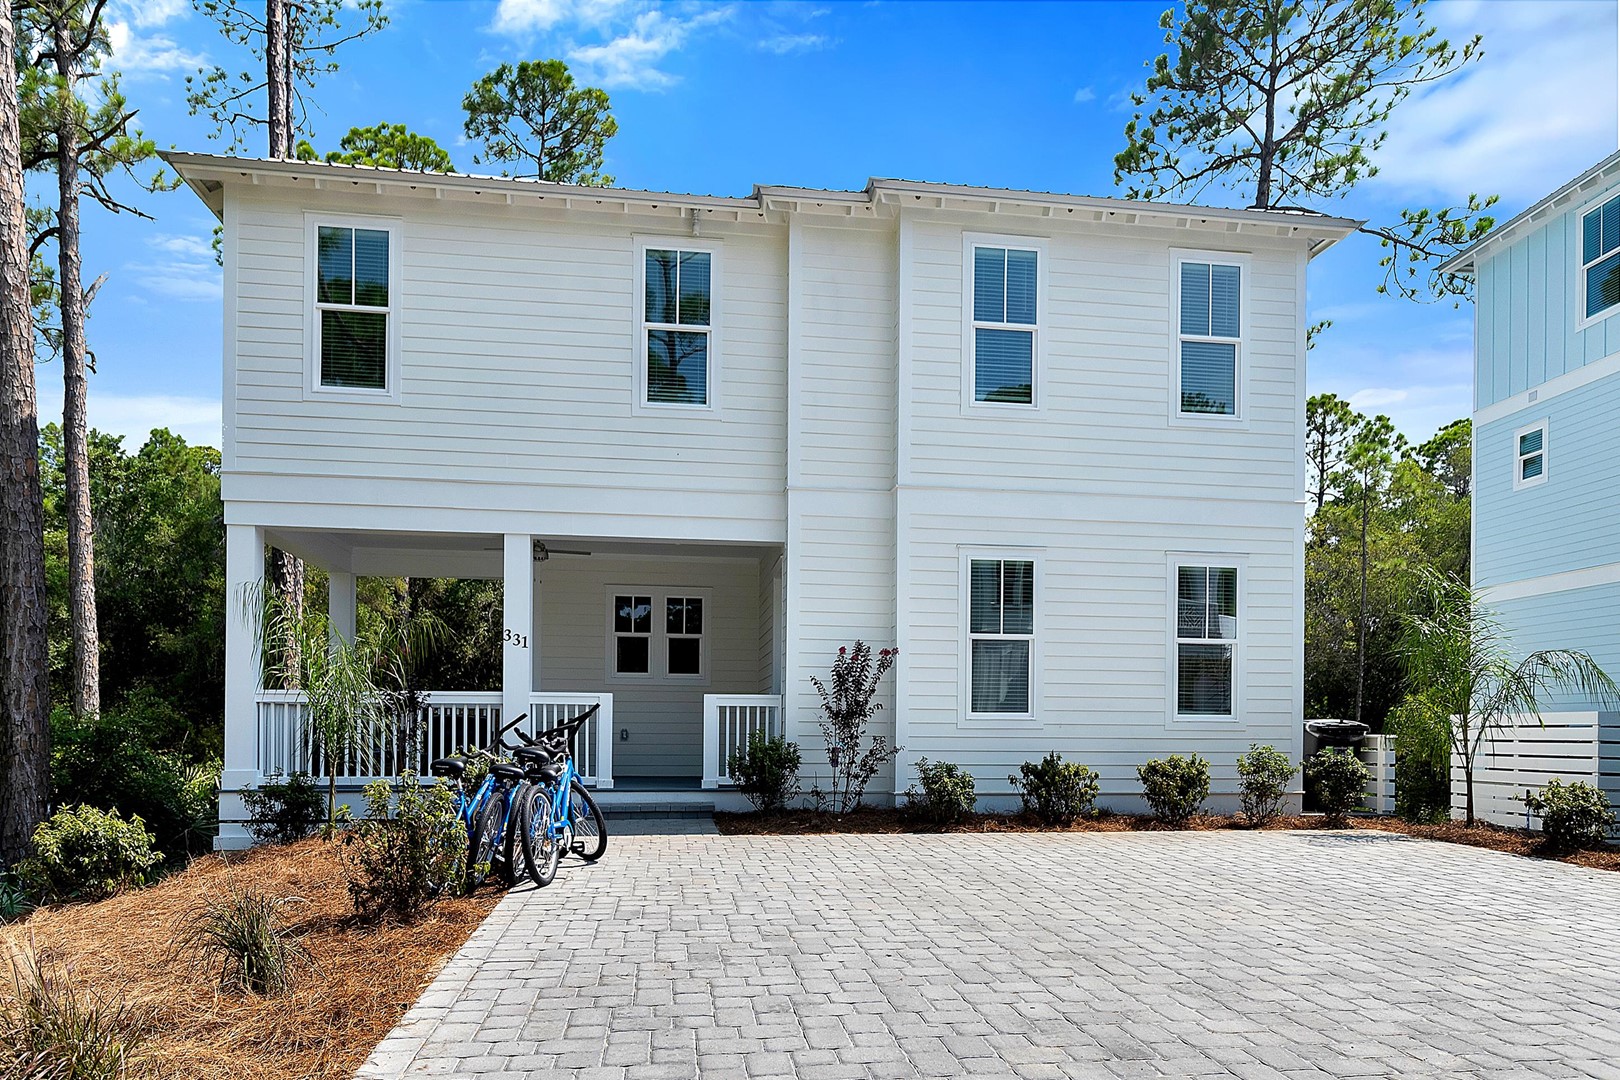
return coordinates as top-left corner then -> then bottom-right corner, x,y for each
1402,569 -> 1619,825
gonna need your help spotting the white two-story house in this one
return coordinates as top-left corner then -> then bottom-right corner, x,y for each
167,152 -> 1356,845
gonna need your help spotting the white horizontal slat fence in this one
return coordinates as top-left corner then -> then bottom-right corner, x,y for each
1451,713 -> 1600,827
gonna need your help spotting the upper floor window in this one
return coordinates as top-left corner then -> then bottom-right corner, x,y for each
969,244 -> 1039,406
1175,564 -> 1238,719
1176,258 -> 1242,418
1514,421 -> 1548,490
1582,194 -> 1620,322
643,247 -> 713,406
967,556 -> 1035,718
313,222 -> 393,393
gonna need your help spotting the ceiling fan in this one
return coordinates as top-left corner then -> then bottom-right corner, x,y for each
533,541 -> 592,562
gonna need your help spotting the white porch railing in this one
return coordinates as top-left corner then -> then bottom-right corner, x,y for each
702,694 -> 784,789
254,689 -> 613,787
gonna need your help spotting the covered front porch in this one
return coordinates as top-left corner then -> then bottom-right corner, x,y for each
221,525 -> 787,846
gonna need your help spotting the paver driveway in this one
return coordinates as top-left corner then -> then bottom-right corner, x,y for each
358,826 -> 1620,1080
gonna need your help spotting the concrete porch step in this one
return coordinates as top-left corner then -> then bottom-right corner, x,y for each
592,788 -> 719,818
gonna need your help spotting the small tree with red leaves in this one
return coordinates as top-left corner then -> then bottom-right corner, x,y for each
809,641 -> 899,814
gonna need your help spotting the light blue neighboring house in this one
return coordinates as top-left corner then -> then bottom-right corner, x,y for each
1443,151 -> 1620,822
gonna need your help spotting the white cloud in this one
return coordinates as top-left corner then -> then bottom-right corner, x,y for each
36,381 -> 222,451
567,7 -> 733,91
106,20 -> 205,75
127,233 -> 221,302
1371,0 -> 1619,206
488,1 -> 734,91
1347,387 -> 1409,410
121,0 -> 188,29
758,32 -> 831,55
1072,86 -> 1096,104
490,0 -> 633,36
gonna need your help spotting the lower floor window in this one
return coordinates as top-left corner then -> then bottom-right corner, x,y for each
968,557 -> 1035,716
609,590 -> 706,681
1176,565 -> 1237,717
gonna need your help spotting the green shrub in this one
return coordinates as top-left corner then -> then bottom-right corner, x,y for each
1386,696 -> 1451,823
342,773 -> 465,922
1525,779 -> 1616,853
175,887 -> 312,995
19,806 -> 163,901
1009,753 -> 1099,826
904,758 -> 977,829
0,949 -> 143,1080
0,873 -> 33,924
240,771 -> 324,846
1305,748 -> 1368,825
727,733 -> 802,813
1236,744 -> 1296,827
1136,754 -> 1210,826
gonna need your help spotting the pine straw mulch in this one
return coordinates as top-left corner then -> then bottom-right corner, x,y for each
0,836 -> 500,1080
715,808 -> 1620,871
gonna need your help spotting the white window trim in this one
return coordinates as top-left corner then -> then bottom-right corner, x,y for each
1513,418 -> 1549,491
303,212 -> 402,403
602,586 -> 712,686
1165,553 -> 1247,725
961,232 -> 1047,414
632,235 -> 723,413
1576,190 -> 1620,332
1168,249 -> 1250,426
959,547 -> 1042,725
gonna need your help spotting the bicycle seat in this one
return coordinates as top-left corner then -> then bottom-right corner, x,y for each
490,762 -> 525,782
429,757 -> 466,779
514,746 -> 556,767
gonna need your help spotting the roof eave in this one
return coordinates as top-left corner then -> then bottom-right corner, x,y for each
1439,148 -> 1620,276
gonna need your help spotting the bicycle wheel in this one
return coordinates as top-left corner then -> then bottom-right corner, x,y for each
502,786 -> 529,887
569,778 -> 607,861
518,785 -> 562,887
465,795 -> 503,892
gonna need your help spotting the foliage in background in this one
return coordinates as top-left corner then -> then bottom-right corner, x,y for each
462,59 -> 617,183
295,122 -> 454,171
342,773 -> 465,922
1400,568 -> 1619,825
809,642 -> 900,814
0,872 -> 32,923
239,771 -> 324,846
19,805 -> 162,900
904,758 -> 977,829
1235,744 -> 1296,826
1524,779 -> 1616,854
1383,694 -> 1450,823
175,886 -> 312,995
727,733 -> 801,814
0,947 -> 143,1080
1114,0 -> 1495,302
1304,747 -> 1368,825
1137,754 -> 1210,826
1009,753 -> 1099,826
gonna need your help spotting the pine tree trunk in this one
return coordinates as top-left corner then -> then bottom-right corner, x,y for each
55,12 -> 99,719
1354,484 -> 1369,726
0,2 -> 52,863
266,0 -> 289,159
271,548 -> 303,688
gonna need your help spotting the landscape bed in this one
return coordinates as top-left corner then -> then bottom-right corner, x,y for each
1,836 -> 499,1080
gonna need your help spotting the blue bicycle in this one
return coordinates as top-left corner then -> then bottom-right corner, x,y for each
430,712 -> 532,891
510,705 -> 608,887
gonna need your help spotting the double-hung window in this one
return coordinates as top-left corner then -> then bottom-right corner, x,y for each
1176,257 -> 1243,418
313,221 -> 395,393
969,242 -> 1039,406
967,557 -> 1035,717
612,594 -> 653,677
642,246 -> 713,406
1581,193 -> 1620,322
1174,564 -> 1238,719
1514,421 -> 1548,489
666,596 -> 705,677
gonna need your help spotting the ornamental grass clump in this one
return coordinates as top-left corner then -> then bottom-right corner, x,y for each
1009,752 -> 1099,826
1236,744 -> 1296,827
905,759 -> 977,829
810,641 -> 900,814
1136,754 -> 1209,827
174,887 -> 312,996
0,947 -> 144,1080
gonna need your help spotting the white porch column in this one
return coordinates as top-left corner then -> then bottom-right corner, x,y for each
502,534 -> 534,727
221,524 -> 265,850
327,570 -> 357,645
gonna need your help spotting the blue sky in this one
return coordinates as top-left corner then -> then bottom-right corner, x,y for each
53,0 -> 1620,449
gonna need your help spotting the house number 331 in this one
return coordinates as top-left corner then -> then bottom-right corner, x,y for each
503,629 -> 529,648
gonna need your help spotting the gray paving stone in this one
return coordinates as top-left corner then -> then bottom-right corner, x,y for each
355,827 -> 1620,1079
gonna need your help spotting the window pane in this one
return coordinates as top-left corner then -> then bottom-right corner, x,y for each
645,249 -> 678,324
1005,249 -> 1037,325
969,560 -> 1001,634
1585,207 -> 1603,264
317,226 -> 352,305
615,596 -> 635,634
1181,340 -> 1236,414
319,309 -> 387,389
1210,264 -> 1240,338
668,637 -> 700,676
616,636 -> 649,675
1519,429 -> 1543,456
667,598 -> 685,634
683,597 -> 702,634
1522,454 -> 1544,480
971,639 -> 1030,714
647,329 -> 709,405
1178,643 -> 1232,715
1177,566 -> 1207,639
677,251 -> 711,326
1002,560 -> 1034,635
1180,262 -> 1211,336
353,229 -> 389,307
1587,251 -> 1620,317
973,246 -> 1005,322
974,327 -> 1033,404
1209,567 -> 1238,639
1604,197 -> 1620,259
